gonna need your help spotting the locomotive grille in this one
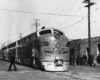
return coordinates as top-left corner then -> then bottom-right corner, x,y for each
43,47 -> 54,54
54,47 -> 69,54
54,47 -> 62,54
44,50 -> 53,54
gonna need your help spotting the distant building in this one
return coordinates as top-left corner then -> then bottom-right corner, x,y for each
69,36 -> 100,57
69,39 -> 81,65
69,39 -> 81,56
80,37 -> 100,57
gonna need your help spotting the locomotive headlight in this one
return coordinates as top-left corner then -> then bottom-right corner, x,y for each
56,43 -> 61,48
54,33 -> 60,39
54,48 -> 58,52
55,56 -> 60,59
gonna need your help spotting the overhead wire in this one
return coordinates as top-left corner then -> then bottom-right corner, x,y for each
0,8 -> 84,17
41,1 -> 85,25
57,0 -> 83,14
49,0 -> 77,14
37,0 -> 68,22
91,19 -> 100,35
29,0 -> 82,24
0,6 -> 86,32
60,4 -> 100,31
41,0 -> 83,20
56,6 -> 84,29
0,9 -> 85,39
60,17 -> 88,30
0,6 -> 85,38
13,1 -> 85,37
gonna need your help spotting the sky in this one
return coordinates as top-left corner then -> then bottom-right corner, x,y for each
0,0 -> 100,48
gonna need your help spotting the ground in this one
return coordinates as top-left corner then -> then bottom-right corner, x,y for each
0,60 -> 100,80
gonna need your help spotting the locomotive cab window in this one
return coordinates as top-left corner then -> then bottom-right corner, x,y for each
39,29 -> 52,35
54,30 -> 63,35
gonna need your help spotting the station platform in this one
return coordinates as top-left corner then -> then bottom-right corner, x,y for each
0,60 -> 100,80
0,60 -> 35,72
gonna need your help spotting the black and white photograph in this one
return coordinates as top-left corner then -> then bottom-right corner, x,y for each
0,0 -> 100,80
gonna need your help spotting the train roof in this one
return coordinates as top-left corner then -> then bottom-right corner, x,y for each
38,28 -> 63,32
37,28 -> 65,35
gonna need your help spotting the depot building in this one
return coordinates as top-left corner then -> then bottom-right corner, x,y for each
69,36 -> 100,57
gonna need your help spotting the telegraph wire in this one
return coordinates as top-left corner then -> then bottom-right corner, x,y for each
59,0 -> 83,14
40,0 -> 90,26
41,1 -> 84,23
60,17 -> 100,30
50,0 -> 76,14
39,0 -> 68,22
60,17 -> 88,30
46,0 -> 68,14
0,8 -> 86,31
0,8 -> 85,17
89,7 -> 100,14
3,5 -> 99,38
91,18 -> 100,35
56,6 -> 84,29
60,6 -> 100,30
41,7 -> 83,25
41,5 -> 84,25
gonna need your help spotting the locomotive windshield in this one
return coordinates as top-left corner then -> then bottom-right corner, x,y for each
54,30 -> 63,35
39,29 -> 52,35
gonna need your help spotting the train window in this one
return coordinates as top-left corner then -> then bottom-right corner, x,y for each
54,30 -> 63,35
26,38 -> 29,42
39,30 -> 52,35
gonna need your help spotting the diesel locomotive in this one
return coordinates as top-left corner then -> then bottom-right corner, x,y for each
0,28 -> 70,71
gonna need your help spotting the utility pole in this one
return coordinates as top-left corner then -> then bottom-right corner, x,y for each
18,33 -> 22,47
83,0 -> 95,56
19,33 -> 22,45
16,33 -> 22,62
19,33 -> 22,39
33,19 -> 40,38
